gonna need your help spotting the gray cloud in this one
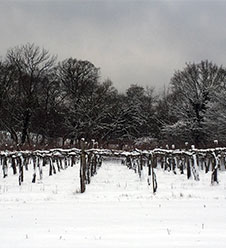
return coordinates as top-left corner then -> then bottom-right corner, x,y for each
1,0 -> 226,92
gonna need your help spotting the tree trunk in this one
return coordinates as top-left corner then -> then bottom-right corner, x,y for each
21,109 -> 31,145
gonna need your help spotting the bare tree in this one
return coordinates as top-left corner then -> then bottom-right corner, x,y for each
164,60 -> 226,146
57,58 -> 100,141
0,60 -> 19,143
6,43 -> 57,145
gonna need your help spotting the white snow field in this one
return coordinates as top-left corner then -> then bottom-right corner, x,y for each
0,158 -> 226,248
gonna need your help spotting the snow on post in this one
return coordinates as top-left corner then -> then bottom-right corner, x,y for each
211,151 -> 219,185
214,140 -> 218,147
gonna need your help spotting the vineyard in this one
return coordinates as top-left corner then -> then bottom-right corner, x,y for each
1,141 -> 225,193
0,142 -> 226,248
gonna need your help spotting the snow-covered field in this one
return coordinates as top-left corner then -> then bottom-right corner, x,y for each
0,159 -> 226,248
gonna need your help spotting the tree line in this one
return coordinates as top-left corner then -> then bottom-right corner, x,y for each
0,43 -> 226,149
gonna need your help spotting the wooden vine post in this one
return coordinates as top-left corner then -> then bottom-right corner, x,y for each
185,143 -> 191,179
80,138 -> 86,193
191,145 -> 200,181
152,154 -> 157,193
147,155 -> 152,186
211,151 -> 219,184
18,153 -> 24,186
138,154 -> 143,178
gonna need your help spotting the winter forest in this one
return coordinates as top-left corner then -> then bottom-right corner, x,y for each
1,43 -> 226,149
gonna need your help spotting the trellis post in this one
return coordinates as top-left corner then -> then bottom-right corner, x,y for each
80,138 -> 86,193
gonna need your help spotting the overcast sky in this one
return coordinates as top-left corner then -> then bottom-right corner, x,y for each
0,0 -> 226,92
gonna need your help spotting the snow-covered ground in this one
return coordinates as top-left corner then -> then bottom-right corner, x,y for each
0,158 -> 226,248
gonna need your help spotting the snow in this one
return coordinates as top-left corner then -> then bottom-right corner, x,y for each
0,158 -> 226,247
